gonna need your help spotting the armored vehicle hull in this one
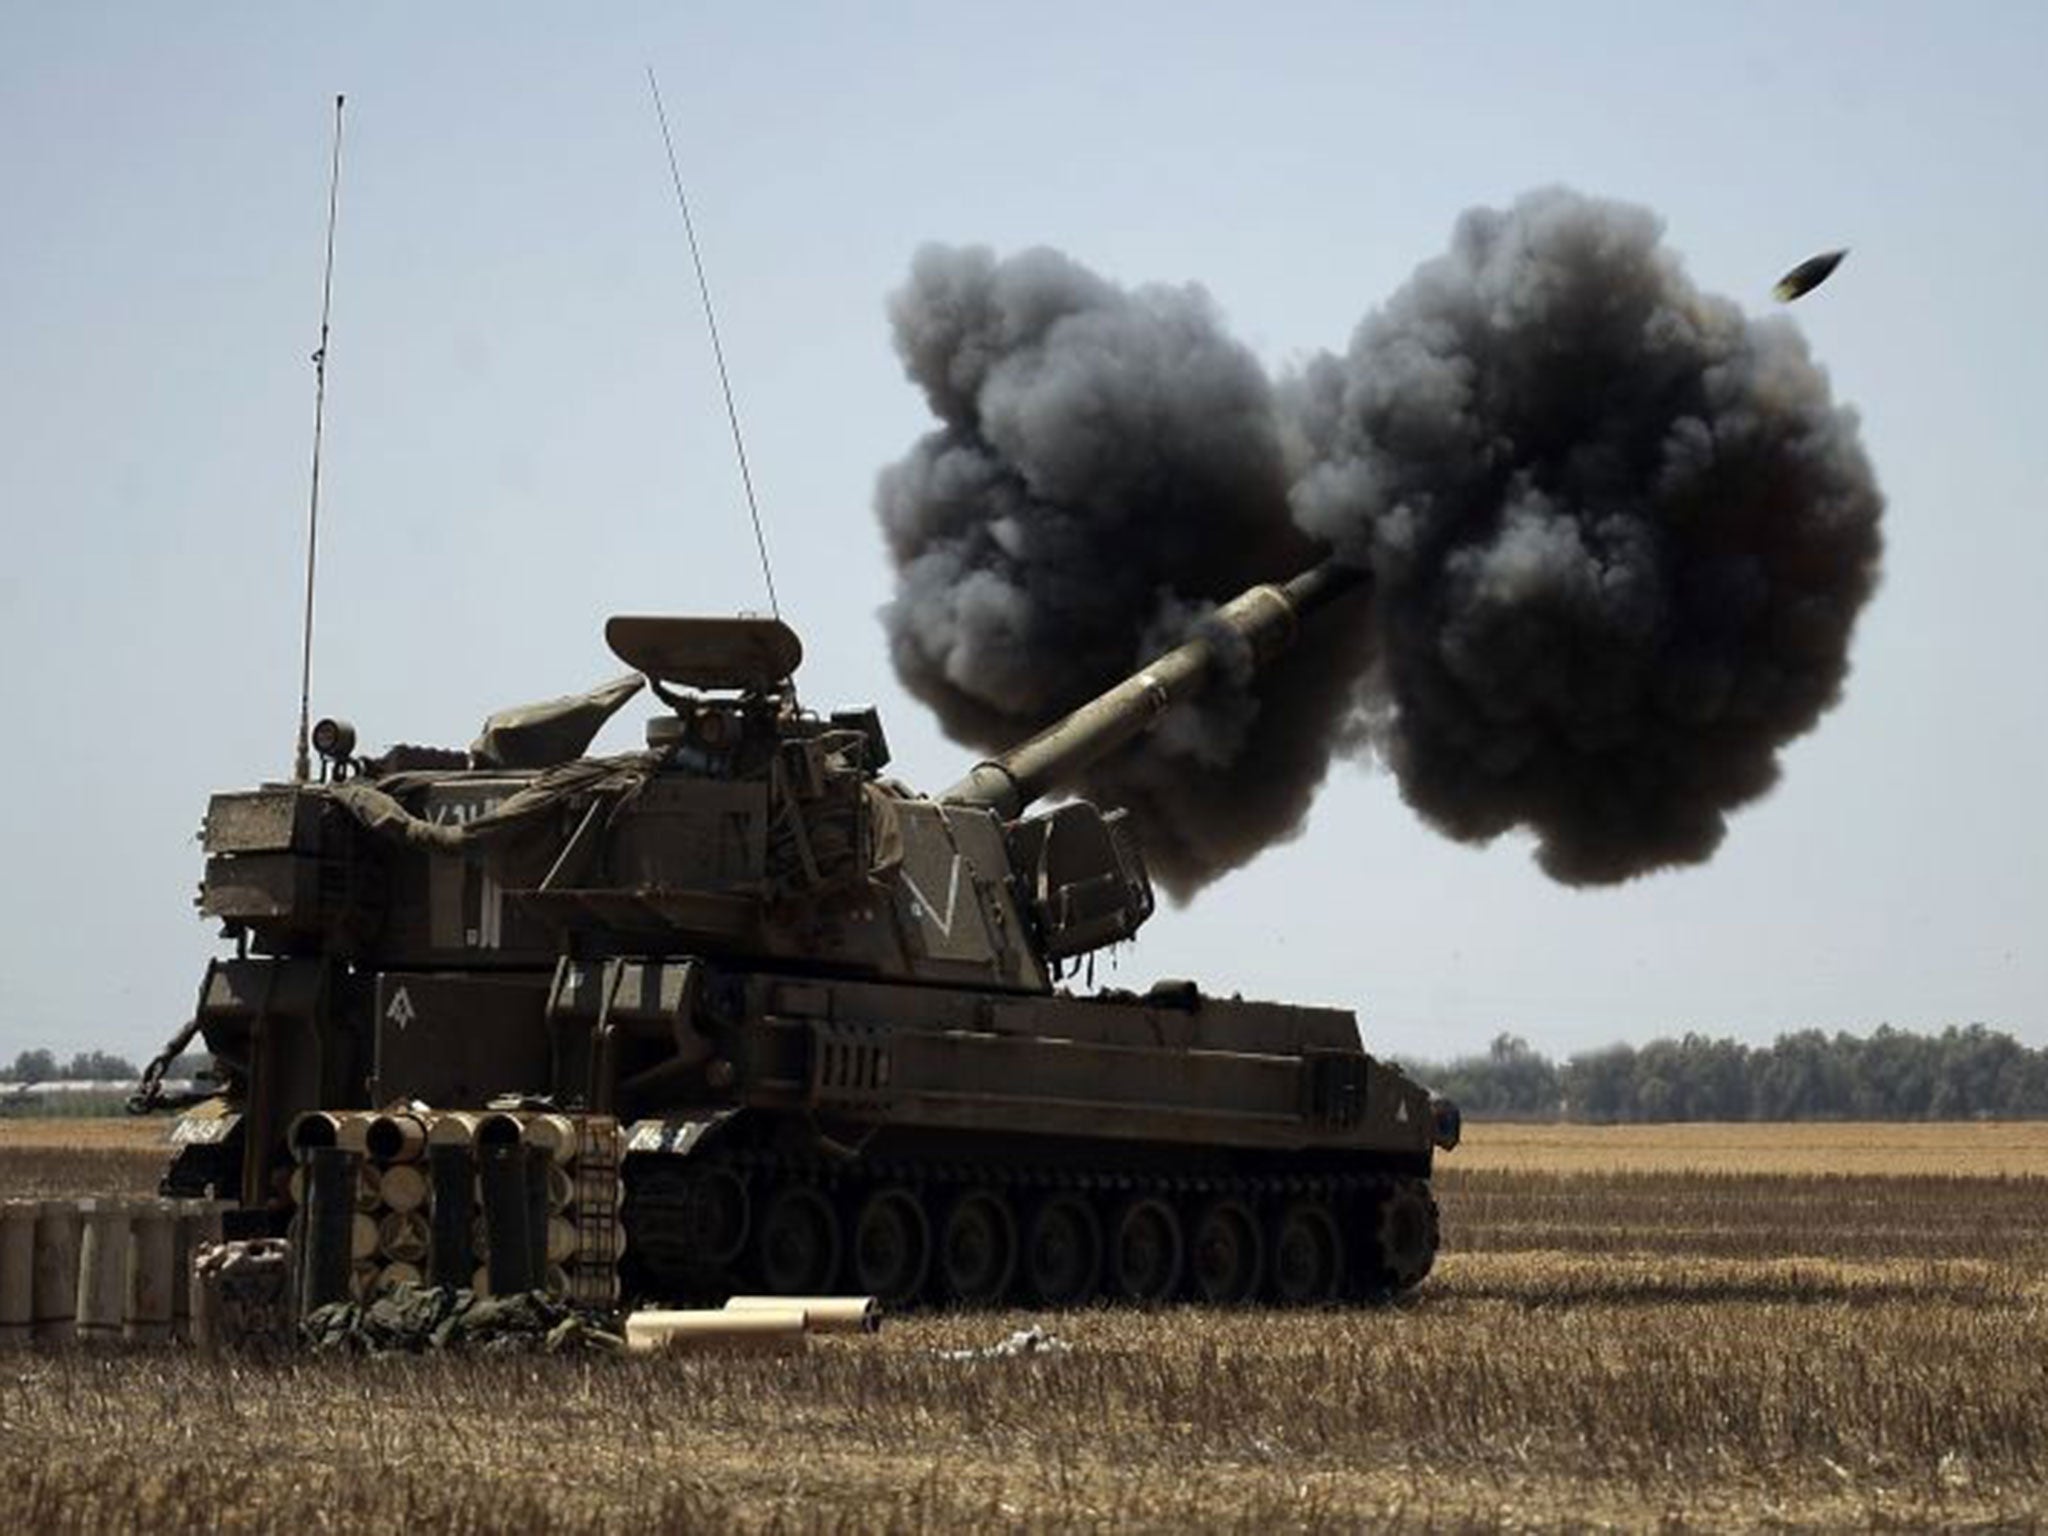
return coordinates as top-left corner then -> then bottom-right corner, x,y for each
151,559 -> 1457,1306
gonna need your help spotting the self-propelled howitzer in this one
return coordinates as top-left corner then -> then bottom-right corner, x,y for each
153,554 -> 1456,1307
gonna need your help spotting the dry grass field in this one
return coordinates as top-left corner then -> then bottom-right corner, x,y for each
4,1118 -> 2045,1532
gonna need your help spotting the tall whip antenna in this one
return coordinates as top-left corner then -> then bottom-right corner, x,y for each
294,94 -> 345,782
646,66 -> 781,619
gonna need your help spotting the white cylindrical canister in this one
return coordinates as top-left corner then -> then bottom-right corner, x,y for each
0,1201 -> 38,1346
32,1202 -> 82,1342
124,1202 -> 177,1342
75,1201 -> 132,1342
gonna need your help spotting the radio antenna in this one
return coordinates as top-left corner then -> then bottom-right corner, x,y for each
646,66 -> 781,620
294,93 -> 345,782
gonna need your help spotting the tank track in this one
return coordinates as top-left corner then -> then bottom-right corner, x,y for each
622,1135 -> 1438,1308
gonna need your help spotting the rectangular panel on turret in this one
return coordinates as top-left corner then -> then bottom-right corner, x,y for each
371,972 -> 551,1107
888,802 -> 999,966
607,781 -> 767,891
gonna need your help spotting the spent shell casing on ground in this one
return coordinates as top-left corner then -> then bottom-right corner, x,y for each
723,1294 -> 882,1334
624,1307 -> 810,1355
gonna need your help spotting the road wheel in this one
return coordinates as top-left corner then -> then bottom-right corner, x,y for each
626,1160 -> 750,1287
755,1184 -> 841,1295
1359,1179 -> 1438,1296
674,1166 -> 750,1268
1023,1192 -> 1103,1305
1107,1196 -> 1183,1303
850,1186 -> 930,1305
1268,1198 -> 1343,1304
937,1187 -> 1018,1304
1189,1197 -> 1264,1305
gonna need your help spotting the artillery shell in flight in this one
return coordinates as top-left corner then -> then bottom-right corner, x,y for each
1774,248 -> 1848,302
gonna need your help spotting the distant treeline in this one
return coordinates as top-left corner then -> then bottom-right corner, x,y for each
1397,1027 -> 2048,1122
0,1049 -> 210,1084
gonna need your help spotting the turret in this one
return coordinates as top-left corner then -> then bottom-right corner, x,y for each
942,558 -> 1365,819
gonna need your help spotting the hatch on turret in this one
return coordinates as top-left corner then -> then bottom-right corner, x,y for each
604,616 -> 802,692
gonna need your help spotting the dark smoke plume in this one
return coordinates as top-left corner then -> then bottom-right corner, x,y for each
876,244 -> 1372,895
877,190 -> 1884,892
1288,188 -> 1884,881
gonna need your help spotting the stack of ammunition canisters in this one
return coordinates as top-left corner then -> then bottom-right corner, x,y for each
288,1108 -> 623,1313
0,1197 -> 229,1347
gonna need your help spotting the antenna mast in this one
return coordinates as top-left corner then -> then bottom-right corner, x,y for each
646,66 -> 781,620
294,93 -> 345,783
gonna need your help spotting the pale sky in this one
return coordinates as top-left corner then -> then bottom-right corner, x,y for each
2,3 -> 2042,1067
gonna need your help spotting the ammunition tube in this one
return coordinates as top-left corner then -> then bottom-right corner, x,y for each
289,1111 -> 368,1158
475,1112 -> 524,1151
32,1202 -> 81,1342
521,1114 -> 578,1162
0,1201 -> 36,1347
364,1112 -> 428,1165
379,1162 -> 430,1215
523,1146 -> 553,1282
75,1200 -> 130,1342
546,1161 -> 575,1213
426,1111 -> 483,1148
378,1209 -> 431,1266
478,1143 -> 535,1295
123,1201 -> 177,1343
290,1160 -> 383,1210
169,1203 -> 222,1343
299,1147 -> 361,1315
427,1143 -> 475,1289
544,1215 -> 578,1266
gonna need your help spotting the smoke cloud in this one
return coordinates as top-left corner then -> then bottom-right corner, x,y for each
876,245 -> 1372,895
1288,188 -> 1885,881
877,189 -> 1885,892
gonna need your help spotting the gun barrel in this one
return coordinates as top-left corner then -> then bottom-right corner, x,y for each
941,557 -> 1365,819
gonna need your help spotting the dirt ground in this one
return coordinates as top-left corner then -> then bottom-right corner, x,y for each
4,1119 -> 2045,1532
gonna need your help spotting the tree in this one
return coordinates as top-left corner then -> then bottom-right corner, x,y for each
5,1049 -> 58,1083
63,1050 -> 138,1081
1401,1025 -> 2048,1123
1562,1044 -> 1637,1123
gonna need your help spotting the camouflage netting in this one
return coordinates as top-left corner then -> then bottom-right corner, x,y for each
468,673 -> 646,771
302,1284 -> 624,1356
329,749 -> 669,891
